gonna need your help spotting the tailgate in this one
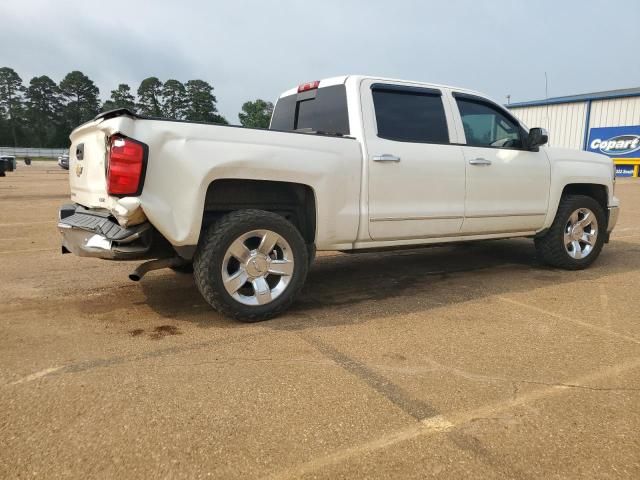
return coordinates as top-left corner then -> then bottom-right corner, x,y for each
69,120 -> 110,208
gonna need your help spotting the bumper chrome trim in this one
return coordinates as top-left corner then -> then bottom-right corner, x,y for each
58,205 -> 153,260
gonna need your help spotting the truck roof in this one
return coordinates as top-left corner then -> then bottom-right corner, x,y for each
278,75 -> 485,99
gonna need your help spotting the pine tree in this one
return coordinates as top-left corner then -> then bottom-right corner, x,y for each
136,77 -> 163,116
0,67 -> 25,146
102,83 -> 136,112
185,79 -> 227,124
25,75 -> 63,146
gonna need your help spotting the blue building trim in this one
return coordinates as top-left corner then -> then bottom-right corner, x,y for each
507,87 -> 640,108
582,100 -> 592,150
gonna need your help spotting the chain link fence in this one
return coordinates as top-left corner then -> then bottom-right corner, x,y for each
0,146 -> 69,159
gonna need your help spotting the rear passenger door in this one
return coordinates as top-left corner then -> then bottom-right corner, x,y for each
361,81 -> 466,241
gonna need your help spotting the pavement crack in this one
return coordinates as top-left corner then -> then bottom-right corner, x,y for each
511,381 -> 519,399
512,379 -> 640,392
161,357 -> 334,368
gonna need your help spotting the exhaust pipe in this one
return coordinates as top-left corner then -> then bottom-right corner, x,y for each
129,257 -> 186,281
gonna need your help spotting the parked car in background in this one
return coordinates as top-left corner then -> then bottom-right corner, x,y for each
58,154 -> 69,170
0,155 -> 17,172
58,75 -> 619,321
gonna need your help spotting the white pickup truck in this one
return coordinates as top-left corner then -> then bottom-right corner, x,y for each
59,75 -> 619,321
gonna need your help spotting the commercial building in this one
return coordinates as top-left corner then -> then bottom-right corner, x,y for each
508,87 -> 640,177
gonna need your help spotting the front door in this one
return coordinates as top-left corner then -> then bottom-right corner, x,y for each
362,81 -> 466,241
451,93 -> 551,234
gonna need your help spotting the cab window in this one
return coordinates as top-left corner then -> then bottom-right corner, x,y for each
455,97 -> 523,148
372,85 -> 449,144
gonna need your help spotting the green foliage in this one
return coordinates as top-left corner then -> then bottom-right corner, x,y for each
102,84 -> 136,112
161,79 -> 187,119
25,76 -> 63,146
0,116 -> 11,146
185,80 -> 227,124
0,67 -> 242,147
239,99 -> 274,128
137,77 -> 163,116
59,70 -> 100,128
0,67 -> 26,146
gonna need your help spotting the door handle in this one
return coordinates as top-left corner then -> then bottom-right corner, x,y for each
373,154 -> 401,162
469,158 -> 492,166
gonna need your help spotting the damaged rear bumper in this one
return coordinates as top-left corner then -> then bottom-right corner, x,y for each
58,204 -> 154,260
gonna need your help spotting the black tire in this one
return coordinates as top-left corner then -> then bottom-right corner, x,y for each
193,209 -> 308,322
535,194 -> 606,270
307,243 -> 317,267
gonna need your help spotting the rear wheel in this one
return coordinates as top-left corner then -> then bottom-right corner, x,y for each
194,209 -> 308,322
535,194 -> 606,270
307,243 -> 317,267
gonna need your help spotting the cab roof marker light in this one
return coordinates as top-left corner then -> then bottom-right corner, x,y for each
298,81 -> 320,93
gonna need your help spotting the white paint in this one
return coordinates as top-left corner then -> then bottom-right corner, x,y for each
497,296 -> 640,345
65,75 -> 616,253
263,358 -> 640,480
9,366 -> 63,385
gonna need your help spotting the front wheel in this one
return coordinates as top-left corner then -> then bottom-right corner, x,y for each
194,209 -> 308,322
535,194 -> 606,270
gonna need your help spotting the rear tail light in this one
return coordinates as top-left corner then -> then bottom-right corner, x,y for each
107,135 -> 147,196
298,80 -> 320,93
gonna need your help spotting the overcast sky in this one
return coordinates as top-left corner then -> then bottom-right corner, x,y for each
1,0 -> 638,122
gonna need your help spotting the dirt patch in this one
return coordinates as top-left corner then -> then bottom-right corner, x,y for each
149,325 -> 182,340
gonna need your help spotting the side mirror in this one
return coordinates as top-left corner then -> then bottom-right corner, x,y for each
527,127 -> 548,150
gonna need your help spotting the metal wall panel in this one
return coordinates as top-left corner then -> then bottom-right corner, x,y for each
589,97 -> 640,128
509,102 -> 587,150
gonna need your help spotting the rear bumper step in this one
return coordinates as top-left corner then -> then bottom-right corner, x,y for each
58,205 -> 153,259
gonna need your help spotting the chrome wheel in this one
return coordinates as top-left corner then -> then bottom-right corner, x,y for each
221,229 -> 295,306
564,208 -> 598,259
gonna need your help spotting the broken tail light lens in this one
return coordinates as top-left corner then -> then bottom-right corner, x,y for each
107,135 -> 147,196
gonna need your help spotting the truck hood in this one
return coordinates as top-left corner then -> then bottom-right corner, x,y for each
545,146 -> 613,167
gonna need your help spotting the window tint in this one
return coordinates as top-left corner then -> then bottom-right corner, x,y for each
270,94 -> 296,130
270,85 -> 349,135
372,87 -> 449,143
455,98 -> 522,148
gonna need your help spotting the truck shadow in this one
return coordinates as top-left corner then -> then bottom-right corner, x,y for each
138,238 -> 640,329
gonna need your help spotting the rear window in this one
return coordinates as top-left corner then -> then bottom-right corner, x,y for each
372,86 -> 449,143
270,85 -> 350,135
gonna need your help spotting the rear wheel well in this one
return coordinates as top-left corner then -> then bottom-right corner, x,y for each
561,184 -> 608,211
202,179 -> 316,244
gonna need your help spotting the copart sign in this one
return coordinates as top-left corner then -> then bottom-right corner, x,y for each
587,126 -> 640,158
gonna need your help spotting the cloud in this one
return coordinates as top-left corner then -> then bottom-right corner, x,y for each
1,0 -> 638,122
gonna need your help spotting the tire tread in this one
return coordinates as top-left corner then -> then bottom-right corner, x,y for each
193,209 -> 308,322
534,194 -> 605,270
